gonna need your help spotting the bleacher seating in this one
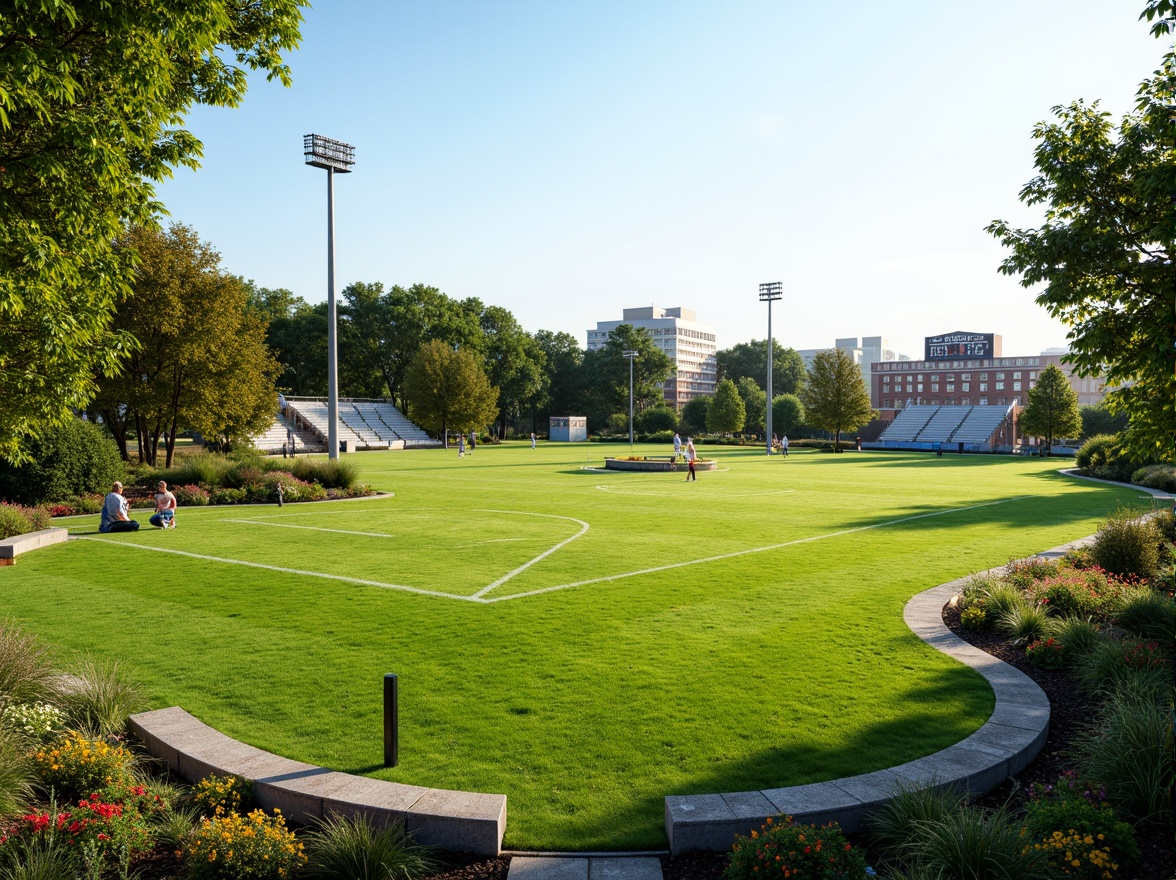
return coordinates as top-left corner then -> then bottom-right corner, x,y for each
950,405 -> 1015,444
278,398 -> 439,451
876,404 -> 1014,451
879,405 -> 938,442
918,406 -> 969,442
253,414 -> 324,454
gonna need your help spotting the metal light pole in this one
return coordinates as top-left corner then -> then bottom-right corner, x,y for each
759,282 -> 783,456
304,134 -> 355,460
622,349 -> 639,452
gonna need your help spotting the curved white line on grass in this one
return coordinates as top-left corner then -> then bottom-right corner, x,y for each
72,537 -> 485,602
472,510 -> 590,598
481,496 -> 1030,603
222,519 -> 395,538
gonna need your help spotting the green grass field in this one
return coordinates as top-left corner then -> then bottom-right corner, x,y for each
0,444 -> 1147,849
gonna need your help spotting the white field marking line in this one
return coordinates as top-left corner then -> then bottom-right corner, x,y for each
471,510 -> 590,598
480,496 -> 1031,604
594,486 -> 792,498
222,519 -> 395,538
72,537 -> 485,602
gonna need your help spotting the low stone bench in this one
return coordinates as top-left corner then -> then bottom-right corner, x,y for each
664,566 -> 1053,855
0,528 -> 69,565
128,707 -> 506,855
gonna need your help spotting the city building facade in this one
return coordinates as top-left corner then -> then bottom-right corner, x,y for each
798,336 -> 912,390
586,307 -> 717,408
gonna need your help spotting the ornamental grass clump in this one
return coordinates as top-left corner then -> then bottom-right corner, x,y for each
996,601 -> 1051,644
185,808 -> 306,880
866,783 -> 960,866
724,815 -> 867,880
897,803 -> 1049,880
0,726 -> 35,819
58,656 -> 145,737
1021,772 -> 1138,872
1114,587 -> 1176,643
1075,639 -> 1170,703
1047,617 -> 1100,660
301,813 -> 437,880
1089,508 -> 1160,578
29,731 -> 136,802
0,622 -> 60,713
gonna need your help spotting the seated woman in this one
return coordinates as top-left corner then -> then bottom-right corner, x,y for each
150,480 -> 177,529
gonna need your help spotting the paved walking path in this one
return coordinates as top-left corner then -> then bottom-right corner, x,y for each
507,856 -> 664,880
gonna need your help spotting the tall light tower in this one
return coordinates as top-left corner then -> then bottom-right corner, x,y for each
303,134 -> 355,460
759,281 -> 783,456
622,349 -> 639,452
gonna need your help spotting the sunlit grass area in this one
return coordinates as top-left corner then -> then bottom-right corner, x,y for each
1,443 -> 1145,849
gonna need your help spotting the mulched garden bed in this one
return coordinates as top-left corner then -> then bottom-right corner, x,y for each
429,601 -> 1173,880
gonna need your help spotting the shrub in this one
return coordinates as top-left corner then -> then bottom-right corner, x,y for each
960,605 -> 988,630
1074,434 -> 1117,470
191,774 -> 253,817
210,487 -> 246,505
1075,640 -> 1169,704
0,622 -> 59,712
67,495 -> 104,516
1027,831 -> 1124,879
29,731 -> 136,802
0,419 -> 124,506
641,430 -> 676,444
1047,617 -> 1101,660
1130,462 -> 1176,493
172,484 -> 211,506
310,458 -> 359,490
1114,588 -> 1176,643
185,808 -> 306,880
996,601 -> 1051,643
637,406 -> 678,434
1023,567 -> 1129,620
58,657 -> 146,737
301,813 -> 437,880
725,816 -> 866,880
1025,637 -> 1066,669
1089,508 -> 1160,578
1074,692 -> 1173,825
1022,773 -> 1138,870
0,504 -> 51,540
165,454 -> 229,490
1004,555 -> 1059,589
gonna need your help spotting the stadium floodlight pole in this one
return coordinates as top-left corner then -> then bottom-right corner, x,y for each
758,281 -> 783,455
303,134 -> 356,461
622,349 -> 639,452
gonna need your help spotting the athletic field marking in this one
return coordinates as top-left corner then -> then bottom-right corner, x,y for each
222,519 -> 395,538
75,497 -> 1025,605
481,496 -> 1030,603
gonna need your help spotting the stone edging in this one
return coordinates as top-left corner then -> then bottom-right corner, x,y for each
127,707 -> 506,855
0,528 -> 69,565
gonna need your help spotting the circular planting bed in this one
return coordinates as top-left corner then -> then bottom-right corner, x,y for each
604,456 -> 717,472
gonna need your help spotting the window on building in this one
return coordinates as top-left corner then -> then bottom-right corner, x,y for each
931,374 -> 939,381
1013,371 -> 1022,380
962,373 -> 971,380
917,374 -> 923,381
931,383 -> 939,392
946,384 -> 955,392
962,398 -> 970,405
1029,371 -> 1037,380
979,397 -> 988,405
979,382 -> 987,392
962,383 -> 970,392
917,383 -> 923,392
980,373 -> 988,380
996,372 -> 1005,380
996,381 -> 1005,390
1013,381 -> 1022,391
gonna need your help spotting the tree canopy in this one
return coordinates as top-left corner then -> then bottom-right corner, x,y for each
403,340 -> 499,439
707,379 -> 746,435
0,0 -> 306,462
580,325 -> 675,429
716,340 -> 805,396
800,349 -> 875,451
987,3 -> 1175,462
1020,365 -> 1082,454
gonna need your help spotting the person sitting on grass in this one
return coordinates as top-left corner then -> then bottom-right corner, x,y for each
99,481 -> 140,533
150,480 -> 177,529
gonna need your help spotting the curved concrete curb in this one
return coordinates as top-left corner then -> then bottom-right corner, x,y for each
0,528 -> 69,565
128,707 -> 505,855
663,563 -> 1060,855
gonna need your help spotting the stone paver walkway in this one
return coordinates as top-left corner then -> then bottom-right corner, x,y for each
507,856 -> 663,880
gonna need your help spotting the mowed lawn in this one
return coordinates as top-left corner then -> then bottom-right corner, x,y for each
1,444 -> 1146,849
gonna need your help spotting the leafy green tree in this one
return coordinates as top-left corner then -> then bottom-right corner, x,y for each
481,305 -> 544,438
801,349 -> 875,452
736,377 -> 767,435
707,379 -> 746,435
1079,403 -> 1128,440
247,284 -> 327,396
0,0 -> 305,462
716,340 -> 805,396
533,330 -> 584,427
0,419 -> 124,505
1020,365 -> 1082,454
638,405 -> 678,433
772,394 -> 805,438
403,340 -> 499,440
680,396 -> 711,436
987,4 -> 1175,462
340,281 -> 393,398
91,224 -> 280,465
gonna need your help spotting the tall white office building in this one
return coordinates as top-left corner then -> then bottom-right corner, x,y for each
586,307 -> 717,408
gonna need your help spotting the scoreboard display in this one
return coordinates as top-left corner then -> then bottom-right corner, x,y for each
925,332 -> 994,360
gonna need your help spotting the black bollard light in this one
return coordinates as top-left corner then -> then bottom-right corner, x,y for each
384,673 -> 398,767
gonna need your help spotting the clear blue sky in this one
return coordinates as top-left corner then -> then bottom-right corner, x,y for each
155,1 -> 1162,360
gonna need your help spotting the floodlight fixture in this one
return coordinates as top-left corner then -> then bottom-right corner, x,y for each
759,281 -> 783,456
303,134 -> 355,173
304,133 -> 356,460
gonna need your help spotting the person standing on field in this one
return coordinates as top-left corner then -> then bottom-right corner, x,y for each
469,430 -> 476,454
457,434 -> 465,457
685,437 -> 698,482
530,432 -> 536,449
673,432 -> 682,460
781,435 -> 789,457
